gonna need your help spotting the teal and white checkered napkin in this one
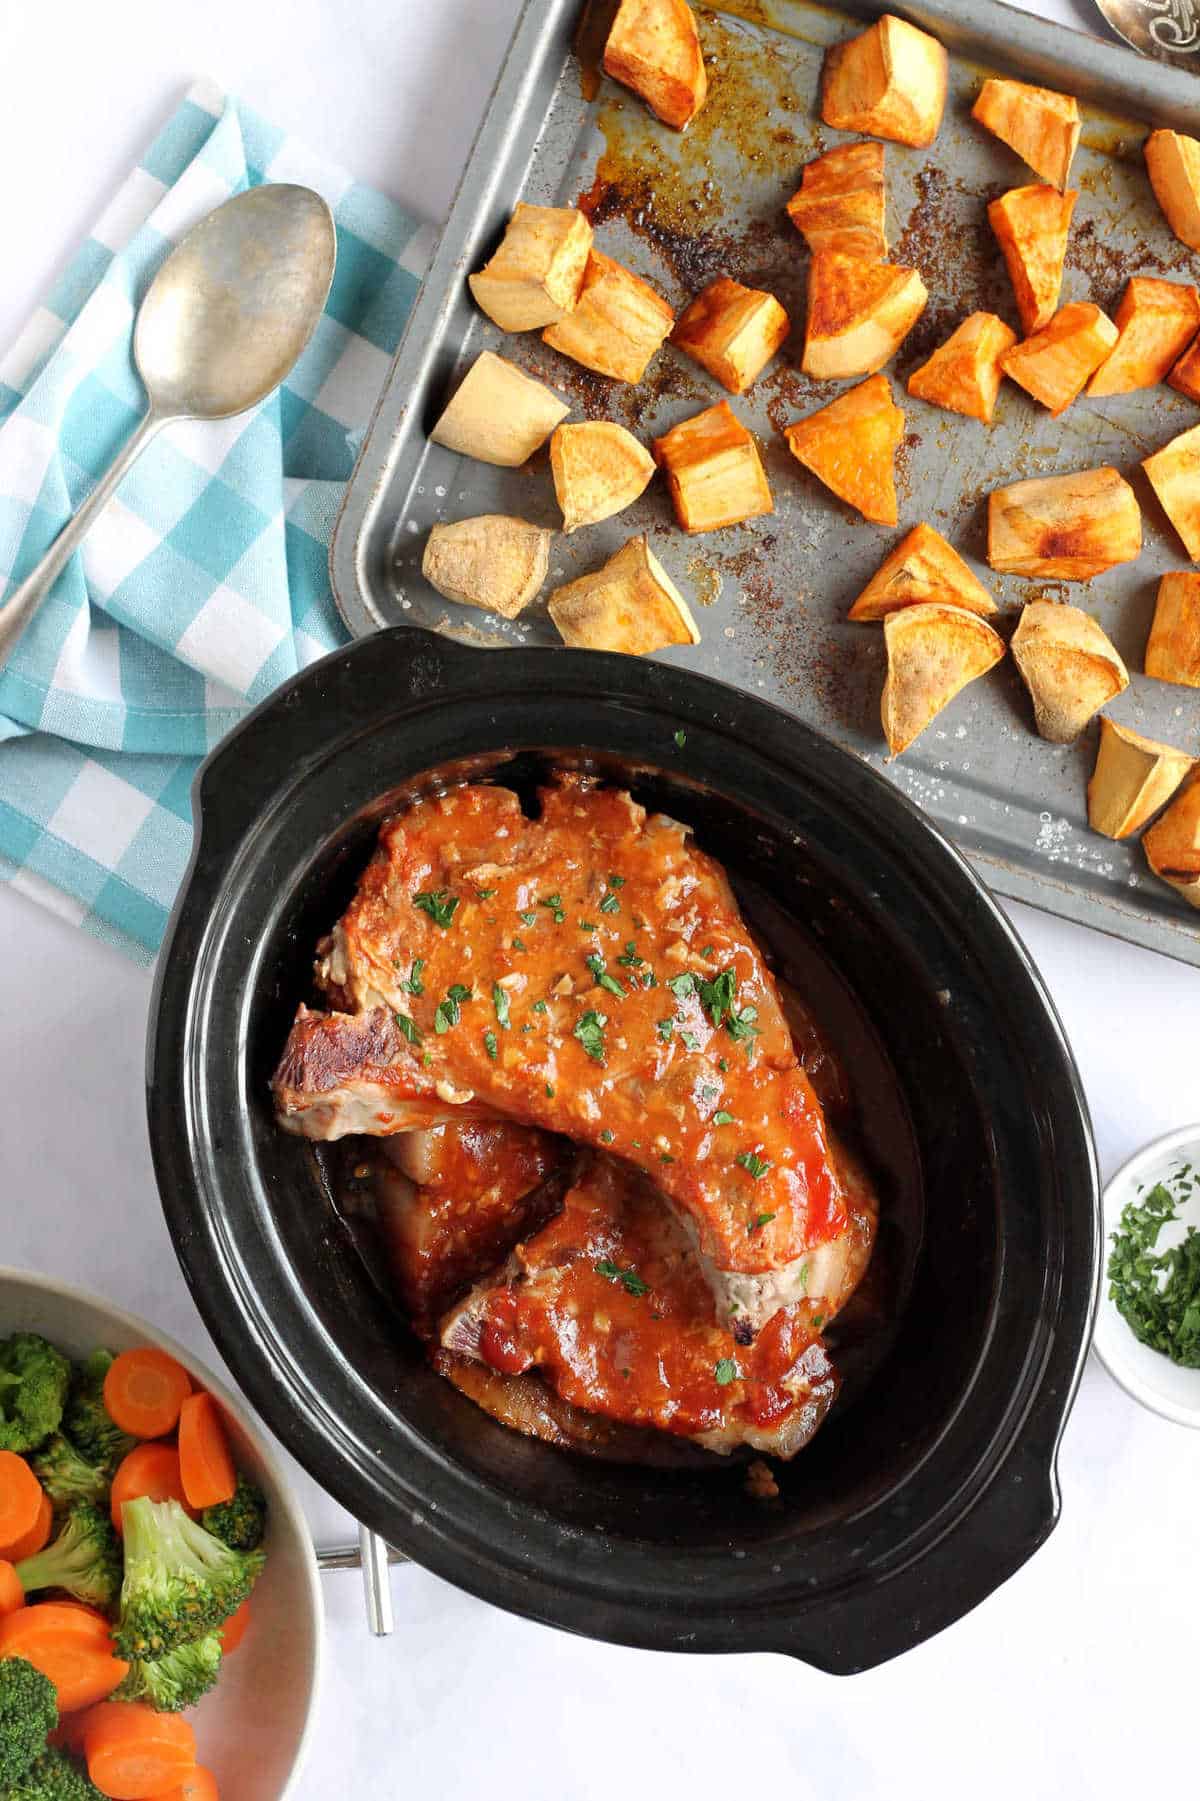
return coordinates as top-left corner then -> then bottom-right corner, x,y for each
0,80 -> 429,962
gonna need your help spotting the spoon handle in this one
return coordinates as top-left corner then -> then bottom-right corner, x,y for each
0,408 -> 168,667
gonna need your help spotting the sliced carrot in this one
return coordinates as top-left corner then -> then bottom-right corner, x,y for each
0,1451 -> 45,1554
0,1558 -> 24,1614
177,1394 -> 236,1511
147,1769 -> 219,1801
51,1600 -> 111,1629
216,1596 -> 250,1656
2,1488 -> 53,1561
110,1444 -> 195,1535
0,1601 -> 128,1711
103,1349 -> 192,1441
84,1701 -> 197,1801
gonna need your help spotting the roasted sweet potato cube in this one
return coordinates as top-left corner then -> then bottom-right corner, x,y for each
543,251 -> 674,383
881,602 -> 1005,755
784,375 -> 904,527
1145,571 -> 1200,687
672,277 -> 791,394
988,468 -> 1142,580
1144,424 -> 1200,561
849,522 -> 996,621
1143,771 -> 1200,907
972,79 -> 1080,190
1010,601 -> 1129,742
906,312 -> 1017,424
802,252 -> 927,380
1000,303 -> 1118,417
550,422 -> 655,534
653,401 -> 773,533
422,515 -> 553,620
987,186 -> 1076,337
1145,130 -> 1200,254
1088,277 -> 1200,397
1168,334 -> 1200,403
821,14 -> 948,149
548,535 -> 700,654
603,0 -> 708,130
786,142 -> 888,261
468,204 -> 593,331
430,351 -> 570,467
1088,716 -> 1195,840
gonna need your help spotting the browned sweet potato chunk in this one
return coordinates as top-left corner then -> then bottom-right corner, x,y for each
543,251 -> 674,383
1145,571 -> 1200,687
907,312 -> 1016,423
550,422 -> 656,533
422,516 -> 553,619
848,522 -> 996,621
672,277 -> 790,393
1011,601 -> 1129,742
802,251 -> 927,380
468,204 -> 592,331
1000,303 -> 1118,417
821,15 -> 948,149
1143,771 -> 1200,908
987,185 -> 1076,337
784,375 -> 904,527
1088,717 -> 1195,840
430,351 -> 570,467
988,468 -> 1142,580
786,142 -> 888,261
603,0 -> 707,129
653,400 -> 773,533
1169,334 -> 1200,403
1145,130 -> 1200,254
548,534 -> 700,653
1087,277 -> 1200,397
881,603 -> 1005,755
1143,424 -> 1200,561
973,79 -> 1080,189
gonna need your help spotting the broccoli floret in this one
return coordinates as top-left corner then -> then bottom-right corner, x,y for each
28,1436 -> 110,1512
5,1747 -> 105,1801
113,1632 -> 222,1713
59,1352 -> 134,1474
115,1496 -> 265,1661
202,1476 -> 267,1552
0,1335 -> 70,1456
15,1504 -> 121,1612
0,1656 -> 57,1788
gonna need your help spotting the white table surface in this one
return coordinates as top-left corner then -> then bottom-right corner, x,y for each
3,1 -> 1200,1795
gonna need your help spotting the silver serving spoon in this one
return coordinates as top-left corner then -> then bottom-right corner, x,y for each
0,183 -> 336,665
1091,0 -> 1200,69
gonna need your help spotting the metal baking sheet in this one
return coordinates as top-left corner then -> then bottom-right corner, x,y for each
331,0 -> 1200,967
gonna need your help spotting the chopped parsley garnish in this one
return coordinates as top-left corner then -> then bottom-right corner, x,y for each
396,958 -> 424,995
492,983 -> 511,1029
433,983 -> 472,1033
660,1151 -> 675,1164
726,1005 -> 760,1044
697,967 -> 736,1028
545,1083 -> 555,1098
713,1110 -> 734,1126
617,941 -> 644,968
393,1011 -> 421,1045
578,919 -> 597,932
475,887 -> 497,899
532,1000 -> 548,1014
811,1314 -> 825,1330
701,945 -> 714,959
607,874 -> 625,888
519,910 -> 537,926
718,1058 -> 728,1072
656,1017 -> 674,1042
574,1009 -> 608,1063
539,893 -> 566,923
586,953 -> 627,999
713,1357 -> 738,1385
413,890 -> 459,928
681,1031 -> 702,1052
512,936 -> 527,952
599,890 -> 621,915
750,1211 -> 777,1233
1108,1177 -> 1200,1367
737,1152 -> 772,1180
674,729 -> 686,749
483,1030 -> 498,1060
596,1260 -> 650,1298
667,973 -> 695,1001
600,1129 -> 615,1144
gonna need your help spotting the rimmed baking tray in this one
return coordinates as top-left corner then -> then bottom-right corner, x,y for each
330,0 -> 1200,966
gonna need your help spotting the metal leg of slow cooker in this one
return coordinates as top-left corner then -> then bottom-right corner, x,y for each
316,1530 -> 410,1635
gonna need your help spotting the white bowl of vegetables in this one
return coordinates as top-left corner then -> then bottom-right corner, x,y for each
1094,1126 -> 1200,1429
0,1267 -> 322,1800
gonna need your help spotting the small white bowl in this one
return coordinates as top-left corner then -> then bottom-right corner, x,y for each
1094,1126 -> 1200,1429
0,1266 -> 323,1800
